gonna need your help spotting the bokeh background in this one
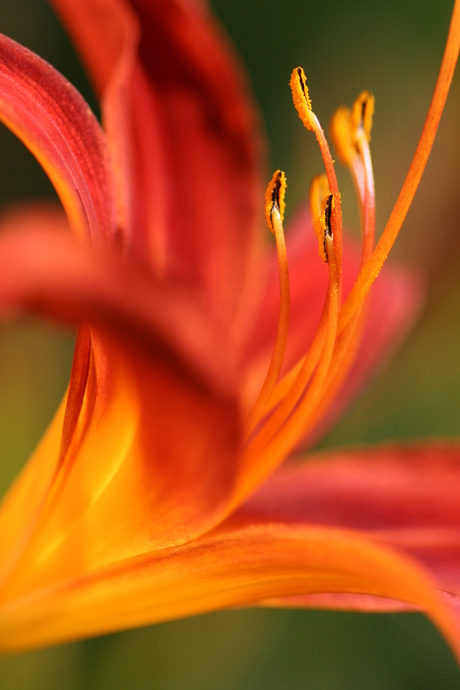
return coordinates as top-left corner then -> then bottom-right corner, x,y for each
0,0 -> 460,687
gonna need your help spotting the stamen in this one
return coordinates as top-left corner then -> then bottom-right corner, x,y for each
265,91 -> 377,457
290,67 -> 343,278
348,91 -> 376,265
245,171 -> 290,438
243,75 -> 345,455
312,92 -> 377,429
329,106 -> 355,168
264,169 -> 287,233
330,107 -> 365,209
290,67 -> 314,131
234,0 -> 460,513
338,0 -> 460,333
350,91 -> 374,145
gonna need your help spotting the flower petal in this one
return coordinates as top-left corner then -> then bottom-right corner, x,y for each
0,332 -> 241,603
51,0 -> 265,336
0,214 -> 236,388
50,0 -> 136,98
229,444 -> 460,603
0,208 -> 244,592
0,524 -> 459,658
50,0 -> 140,247
239,207 -> 424,438
0,34 -> 117,242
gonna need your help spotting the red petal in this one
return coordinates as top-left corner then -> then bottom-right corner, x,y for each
51,0 -> 266,336
0,212 -> 236,389
239,206 -> 424,438
0,34 -> 117,243
50,0 -> 137,98
229,443 -> 460,603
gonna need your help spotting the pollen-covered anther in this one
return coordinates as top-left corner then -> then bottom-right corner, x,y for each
264,169 -> 287,234
309,174 -> 333,263
350,90 -> 375,144
329,106 -> 355,167
323,194 -> 334,260
290,67 -> 315,131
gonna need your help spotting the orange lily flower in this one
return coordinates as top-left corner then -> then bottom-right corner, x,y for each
0,0 -> 459,661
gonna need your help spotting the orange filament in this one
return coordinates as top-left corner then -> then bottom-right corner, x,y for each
247,306 -> 327,460
245,171 -> 290,438
241,235 -> 339,494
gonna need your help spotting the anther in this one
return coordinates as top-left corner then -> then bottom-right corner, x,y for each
329,106 -> 355,167
265,169 -> 287,234
290,67 -> 314,131
350,91 -> 374,144
309,174 -> 333,263
324,195 -> 333,238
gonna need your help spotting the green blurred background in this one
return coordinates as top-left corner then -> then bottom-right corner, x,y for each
1,0 -> 460,687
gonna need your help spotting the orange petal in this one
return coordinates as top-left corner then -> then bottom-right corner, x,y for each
0,523 -> 459,658
0,34 -> 117,243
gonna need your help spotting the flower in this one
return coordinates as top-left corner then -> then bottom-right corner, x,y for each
0,0 -> 459,662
